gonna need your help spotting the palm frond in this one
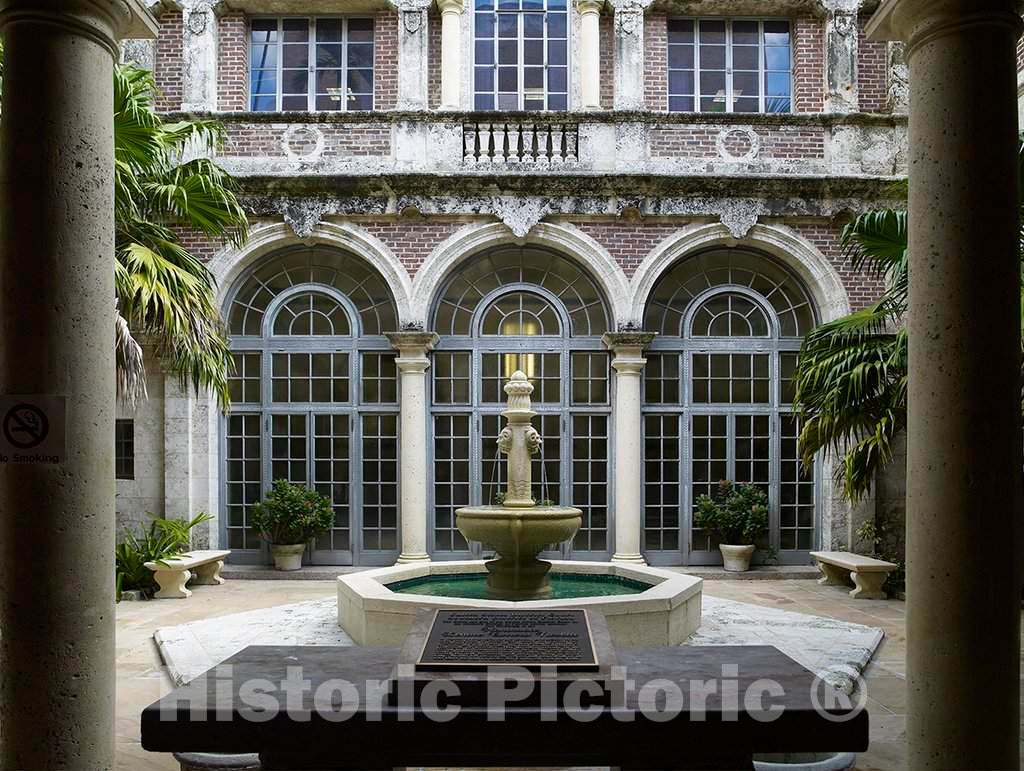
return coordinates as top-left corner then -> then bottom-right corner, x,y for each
115,307 -> 147,406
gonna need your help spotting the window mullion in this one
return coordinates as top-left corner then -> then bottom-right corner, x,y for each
277,18 -> 284,111
308,18 -> 315,111
694,19 -> 700,113
758,20 -> 765,113
725,20 -> 732,114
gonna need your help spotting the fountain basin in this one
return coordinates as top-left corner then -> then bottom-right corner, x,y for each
337,560 -> 703,647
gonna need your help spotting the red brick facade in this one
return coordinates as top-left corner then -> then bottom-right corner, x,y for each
375,10 -> 399,111
793,15 -> 824,114
857,16 -> 888,113
222,122 -> 392,157
218,14 -> 247,111
649,124 -> 825,160
790,222 -> 884,311
644,11 -> 668,111
153,10 -> 183,112
599,13 -> 614,110
573,222 -> 678,277
428,9 -> 442,109
362,219 -> 465,276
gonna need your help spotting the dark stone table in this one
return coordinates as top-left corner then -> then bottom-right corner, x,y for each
142,645 -> 868,770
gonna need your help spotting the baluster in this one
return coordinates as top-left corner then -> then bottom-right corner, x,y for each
478,123 -> 492,163
492,123 -> 507,163
507,123 -> 521,162
565,126 -> 578,163
551,123 -> 564,164
463,124 -> 478,164
521,123 -> 535,164
536,124 -> 551,166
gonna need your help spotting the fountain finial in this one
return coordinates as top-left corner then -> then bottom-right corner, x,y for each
497,370 -> 541,507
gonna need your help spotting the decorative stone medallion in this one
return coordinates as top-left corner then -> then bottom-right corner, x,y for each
716,126 -> 761,163
281,125 -> 326,162
186,5 -> 209,35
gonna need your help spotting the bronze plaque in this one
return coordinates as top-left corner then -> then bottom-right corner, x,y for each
416,609 -> 599,671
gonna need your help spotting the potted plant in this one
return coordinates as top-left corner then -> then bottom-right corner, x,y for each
250,479 -> 335,571
694,480 -> 770,572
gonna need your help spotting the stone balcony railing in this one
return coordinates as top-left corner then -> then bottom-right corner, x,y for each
171,109 -> 908,183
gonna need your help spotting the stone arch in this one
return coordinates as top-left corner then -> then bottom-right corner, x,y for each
208,221 -> 413,324
629,222 -> 851,325
411,221 -> 631,327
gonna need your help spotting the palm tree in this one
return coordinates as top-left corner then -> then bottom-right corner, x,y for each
114,65 -> 248,410
794,139 -> 1024,501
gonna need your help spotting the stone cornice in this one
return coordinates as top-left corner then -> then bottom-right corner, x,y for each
603,332 -> 656,351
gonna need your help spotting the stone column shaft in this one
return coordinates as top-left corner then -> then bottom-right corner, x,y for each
868,2 -> 1022,768
438,0 -> 463,109
387,332 -> 438,563
610,0 -> 651,110
0,1 -> 156,769
577,0 -> 602,110
604,332 -> 655,564
164,374 -> 195,523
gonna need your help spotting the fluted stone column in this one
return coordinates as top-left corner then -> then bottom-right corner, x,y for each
868,2 -> 1022,768
610,0 -> 651,110
0,1 -> 156,768
577,0 -> 602,110
823,0 -> 862,113
387,332 -> 439,563
604,332 -> 655,564
438,0 -> 464,109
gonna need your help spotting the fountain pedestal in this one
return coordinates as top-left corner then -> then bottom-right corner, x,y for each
456,371 -> 582,599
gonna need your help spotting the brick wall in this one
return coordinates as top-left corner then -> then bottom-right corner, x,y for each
175,227 -> 225,263
362,220 -> 464,276
793,15 -> 824,114
857,16 -> 888,113
218,14 -> 247,111
375,10 -> 399,110
222,123 -> 392,157
428,8 -> 442,109
644,11 -> 668,111
154,10 -> 183,112
599,13 -> 614,109
790,222 -> 884,311
574,222 -> 678,277
649,125 -> 825,159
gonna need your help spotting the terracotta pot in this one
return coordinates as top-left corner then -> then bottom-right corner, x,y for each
719,543 -> 756,572
270,543 -> 305,571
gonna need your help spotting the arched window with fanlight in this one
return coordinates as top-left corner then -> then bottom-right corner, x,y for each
222,245 -> 400,566
641,248 -> 818,566
429,245 -> 612,560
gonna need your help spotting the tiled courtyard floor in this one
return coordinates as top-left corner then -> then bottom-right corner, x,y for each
115,577 -> 1020,771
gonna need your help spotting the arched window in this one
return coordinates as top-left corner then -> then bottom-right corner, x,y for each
642,248 -> 817,566
429,245 -> 612,560
223,245 -> 400,567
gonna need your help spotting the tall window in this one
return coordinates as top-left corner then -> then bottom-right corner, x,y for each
642,249 -> 816,566
224,246 -> 399,566
473,0 -> 569,110
667,19 -> 791,113
430,246 -> 610,559
115,419 -> 134,480
250,17 -> 374,112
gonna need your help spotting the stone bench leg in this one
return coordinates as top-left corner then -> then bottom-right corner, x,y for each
816,560 -> 852,587
850,571 -> 888,600
153,569 -> 192,599
191,560 -> 225,586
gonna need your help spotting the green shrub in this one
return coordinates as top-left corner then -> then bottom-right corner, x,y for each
115,512 -> 213,600
250,479 -> 335,545
694,480 -> 770,546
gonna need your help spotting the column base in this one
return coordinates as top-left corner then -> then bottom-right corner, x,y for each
396,553 -> 431,564
611,553 -> 647,565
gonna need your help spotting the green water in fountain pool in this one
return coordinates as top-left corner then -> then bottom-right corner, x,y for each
386,572 -> 652,600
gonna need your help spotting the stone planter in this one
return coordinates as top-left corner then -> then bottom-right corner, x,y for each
719,543 -> 756,572
270,543 -> 305,571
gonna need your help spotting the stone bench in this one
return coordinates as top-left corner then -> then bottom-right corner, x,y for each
809,551 -> 898,600
146,550 -> 230,599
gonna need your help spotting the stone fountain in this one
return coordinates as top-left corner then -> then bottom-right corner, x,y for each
455,370 -> 583,599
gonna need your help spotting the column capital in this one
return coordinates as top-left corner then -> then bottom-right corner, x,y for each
437,0 -> 464,13
867,0 -> 1022,53
576,0 -> 603,15
0,0 -> 158,55
603,331 -> 655,374
386,331 -> 439,372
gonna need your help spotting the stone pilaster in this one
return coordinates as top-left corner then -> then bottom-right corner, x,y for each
609,0 -> 652,111
577,0 -> 602,110
391,0 -> 432,110
603,332 -> 656,564
387,331 -> 439,563
163,375 -> 195,526
868,2 -> 1022,767
0,2 -> 157,768
823,0 -> 862,113
437,0 -> 464,109
181,0 -> 218,111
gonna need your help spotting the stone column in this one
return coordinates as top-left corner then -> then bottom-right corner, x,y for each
577,0 -> 602,110
393,0 -> 432,110
164,374 -> 195,523
868,2 -> 1022,768
603,332 -> 655,564
609,0 -> 651,110
823,0 -> 862,113
438,0 -> 464,109
0,2 -> 156,769
181,0 -> 218,111
387,332 -> 439,563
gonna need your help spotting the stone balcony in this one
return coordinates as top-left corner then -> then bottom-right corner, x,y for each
175,109 -> 908,185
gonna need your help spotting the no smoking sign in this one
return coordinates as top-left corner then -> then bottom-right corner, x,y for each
0,395 -> 66,464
